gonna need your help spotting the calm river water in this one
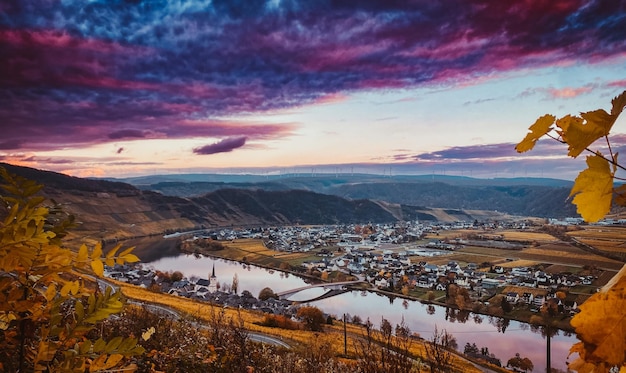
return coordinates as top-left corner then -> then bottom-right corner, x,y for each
147,254 -> 578,372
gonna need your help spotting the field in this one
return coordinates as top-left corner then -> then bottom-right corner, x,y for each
425,229 -> 557,243
451,241 -> 624,272
216,239 -> 320,268
213,230 -> 625,288
566,226 -> 626,262
497,230 -> 557,242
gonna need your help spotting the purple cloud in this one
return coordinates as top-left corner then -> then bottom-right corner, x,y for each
193,136 -> 247,155
109,130 -> 148,140
0,139 -> 23,150
0,0 -> 624,153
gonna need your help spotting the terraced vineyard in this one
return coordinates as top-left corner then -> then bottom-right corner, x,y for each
567,226 -> 626,262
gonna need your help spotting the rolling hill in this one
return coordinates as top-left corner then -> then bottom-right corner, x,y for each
0,163 -> 577,246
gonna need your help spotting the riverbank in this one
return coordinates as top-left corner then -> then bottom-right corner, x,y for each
181,239 -> 575,333
109,276 -> 487,373
146,246 -> 578,372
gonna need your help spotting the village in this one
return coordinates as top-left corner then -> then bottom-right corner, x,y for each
104,218 -> 603,323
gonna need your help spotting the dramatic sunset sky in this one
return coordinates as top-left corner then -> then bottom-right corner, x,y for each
1,0 -> 626,179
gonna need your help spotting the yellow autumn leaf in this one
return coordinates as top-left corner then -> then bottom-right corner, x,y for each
569,264 -> 626,369
117,246 -> 136,258
106,243 -> 122,260
104,354 -> 124,370
44,283 -> 56,301
77,244 -> 89,263
60,280 -> 80,297
36,341 -> 57,364
121,253 -> 140,264
89,354 -> 108,372
91,259 -> 104,277
568,153 -> 614,222
515,114 -> 556,153
556,112 -> 609,157
0,312 -> 17,330
91,242 -> 103,260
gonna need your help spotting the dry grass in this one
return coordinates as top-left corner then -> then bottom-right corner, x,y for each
567,226 -> 626,240
221,239 -> 275,255
114,279 -> 482,372
523,246 -> 618,264
425,229 -> 474,240
216,239 -> 318,267
498,230 -> 557,242
565,226 -> 626,262
576,238 -> 626,252
497,259 -> 541,268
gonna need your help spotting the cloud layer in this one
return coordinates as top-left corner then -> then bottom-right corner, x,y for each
1,0 -> 625,165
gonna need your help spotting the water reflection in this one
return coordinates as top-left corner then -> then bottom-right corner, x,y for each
147,254 -> 577,372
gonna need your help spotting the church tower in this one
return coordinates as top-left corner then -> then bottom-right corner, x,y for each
208,263 -> 218,293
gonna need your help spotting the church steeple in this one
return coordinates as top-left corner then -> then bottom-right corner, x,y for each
209,262 -> 218,293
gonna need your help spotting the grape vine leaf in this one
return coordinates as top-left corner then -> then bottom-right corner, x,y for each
568,153 -> 614,223
515,114 -> 556,153
557,91 -> 626,158
555,111 -> 612,157
569,264 -> 626,372
611,90 -> 626,116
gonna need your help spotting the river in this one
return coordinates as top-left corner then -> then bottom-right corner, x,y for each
146,253 -> 578,372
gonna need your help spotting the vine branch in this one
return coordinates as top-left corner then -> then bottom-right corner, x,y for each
545,132 -> 626,174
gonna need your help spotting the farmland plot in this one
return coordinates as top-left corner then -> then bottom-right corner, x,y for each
499,230 -> 558,242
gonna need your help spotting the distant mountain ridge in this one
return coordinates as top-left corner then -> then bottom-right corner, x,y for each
0,163 -> 577,243
113,173 -> 577,218
110,172 -> 573,188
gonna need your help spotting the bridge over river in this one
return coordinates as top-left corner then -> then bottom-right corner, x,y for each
276,280 -> 365,303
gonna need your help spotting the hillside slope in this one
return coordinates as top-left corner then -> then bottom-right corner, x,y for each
2,164 -> 507,245
131,176 -> 577,218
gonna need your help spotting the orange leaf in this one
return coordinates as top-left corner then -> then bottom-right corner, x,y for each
516,114 -> 555,153
570,264 -> 626,368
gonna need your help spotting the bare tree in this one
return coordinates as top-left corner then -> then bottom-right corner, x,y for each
354,317 -> 420,373
424,326 -> 456,373
231,273 -> 239,294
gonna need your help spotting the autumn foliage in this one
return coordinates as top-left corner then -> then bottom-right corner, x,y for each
517,91 -> 626,372
0,167 -> 142,372
516,90 -> 626,222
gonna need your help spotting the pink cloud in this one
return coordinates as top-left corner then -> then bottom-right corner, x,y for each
0,28 -> 154,90
546,86 -> 594,99
607,79 -> 626,88
311,93 -> 350,105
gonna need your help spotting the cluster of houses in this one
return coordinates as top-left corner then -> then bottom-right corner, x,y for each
303,243 -> 586,315
189,219 -> 536,254
124,220 -> 594,319
104,264 -> 296,315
